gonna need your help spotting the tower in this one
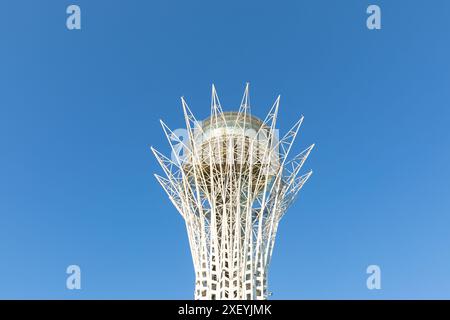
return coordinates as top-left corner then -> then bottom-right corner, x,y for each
152,84 -> 314,300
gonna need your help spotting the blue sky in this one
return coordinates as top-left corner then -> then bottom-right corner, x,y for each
0,0 -> 449,299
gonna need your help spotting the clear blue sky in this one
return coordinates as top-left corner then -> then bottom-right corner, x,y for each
1,0 -> 449,299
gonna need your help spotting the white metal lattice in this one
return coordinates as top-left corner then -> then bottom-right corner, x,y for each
152,84 -> 314,300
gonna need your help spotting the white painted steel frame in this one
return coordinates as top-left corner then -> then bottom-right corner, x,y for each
152,84 -> 314,300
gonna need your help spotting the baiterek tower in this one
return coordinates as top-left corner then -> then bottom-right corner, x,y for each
152,84 -> 314,300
